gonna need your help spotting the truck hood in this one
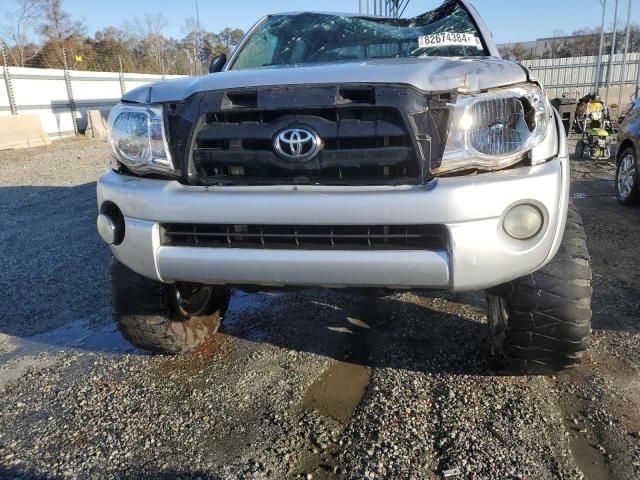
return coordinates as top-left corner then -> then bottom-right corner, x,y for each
123,57 -> 529,104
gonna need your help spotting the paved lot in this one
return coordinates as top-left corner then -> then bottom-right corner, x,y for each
0,138 -> 639,479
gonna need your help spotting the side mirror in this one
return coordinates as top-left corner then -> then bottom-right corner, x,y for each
209,54 -> 227,74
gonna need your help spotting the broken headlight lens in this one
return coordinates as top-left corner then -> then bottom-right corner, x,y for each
439,84 -> 552,174
107,104 -> 173,174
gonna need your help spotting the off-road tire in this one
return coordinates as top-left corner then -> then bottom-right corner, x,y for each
487,203 -> 592,375
615,147 -> 638,205
110,258 -> 230,354
575,140 -> 584,159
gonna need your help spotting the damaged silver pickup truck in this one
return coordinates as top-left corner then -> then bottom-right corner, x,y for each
97,0 -> 592,374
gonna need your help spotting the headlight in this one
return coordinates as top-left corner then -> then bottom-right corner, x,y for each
437,84 -> 553,174
107,104 -> 173,174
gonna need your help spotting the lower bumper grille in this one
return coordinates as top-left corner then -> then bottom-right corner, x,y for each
161,224 -> 448,251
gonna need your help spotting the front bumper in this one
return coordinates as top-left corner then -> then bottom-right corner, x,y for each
97,149 -> 569,292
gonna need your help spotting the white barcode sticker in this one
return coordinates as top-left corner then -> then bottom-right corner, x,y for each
418,33 -> 482,50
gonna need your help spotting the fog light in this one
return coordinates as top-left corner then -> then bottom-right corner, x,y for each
97,202 -> 125,245
503,204 -> 543,240
97,214 -> 117,245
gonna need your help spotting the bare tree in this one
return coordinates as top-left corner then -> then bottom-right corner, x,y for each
124,13 -> 169,66
181,16 -> 201,73
498,44 -> 512,59
181,17 -> 200,37
4,0 -> 244,75
142,14 -> 168,40
38,0 -> 85,40
28,0 -> 86,68
143,14 -> 168,64
511,43 -> 529,61
1,0 -> 42,66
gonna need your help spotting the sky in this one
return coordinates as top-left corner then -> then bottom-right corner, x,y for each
1,0 -> 639,45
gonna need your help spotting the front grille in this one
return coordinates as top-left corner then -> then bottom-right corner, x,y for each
162,224 -> 449,251
180,85 -> 452,186
192,108 -> 417,185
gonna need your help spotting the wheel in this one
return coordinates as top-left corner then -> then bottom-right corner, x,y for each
487,203 -> 592,375
110,258 -> 231,354
575,140 -> 584,159
615,147 -> 638,205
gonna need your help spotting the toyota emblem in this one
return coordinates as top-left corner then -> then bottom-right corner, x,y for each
273,127 -> 321,162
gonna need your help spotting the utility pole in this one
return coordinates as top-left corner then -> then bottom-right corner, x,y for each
604,0 -> 619,107
595,0 -> 607,94
617,0 -> 632,112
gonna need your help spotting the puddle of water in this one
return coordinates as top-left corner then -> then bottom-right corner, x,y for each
571,192 -> 616,199
0,319 -> 137,364
299,319 -> 374,479
301,299 -> 388,424
560,390 -> 611,480
302,316 -> 373,425
2,290 -> 276,365
346,317 -> 371,330
303,359 -> 372,424
327,326 -> 356,334
571,180 -> 616,200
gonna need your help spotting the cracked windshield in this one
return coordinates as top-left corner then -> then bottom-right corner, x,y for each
231,1 -> 488,70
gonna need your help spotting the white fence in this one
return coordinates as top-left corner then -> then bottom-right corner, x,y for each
0,66 -> 184,138
523,52 -> 640,104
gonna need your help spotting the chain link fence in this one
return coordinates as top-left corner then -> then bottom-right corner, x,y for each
21,50 -> 201,77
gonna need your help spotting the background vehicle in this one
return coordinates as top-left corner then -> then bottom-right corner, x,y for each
98,0 -> 592,375
615,97 -> 640,204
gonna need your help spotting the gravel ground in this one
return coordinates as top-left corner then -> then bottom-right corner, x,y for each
0,138 -> 111,342
0,137 -> 639,479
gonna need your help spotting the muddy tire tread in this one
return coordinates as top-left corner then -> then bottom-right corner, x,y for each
110,258 -> 229,354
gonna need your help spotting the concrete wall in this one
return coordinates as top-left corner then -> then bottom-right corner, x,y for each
0,66 -> 185,138
0,114 -> 50,150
